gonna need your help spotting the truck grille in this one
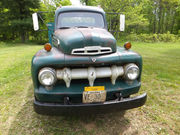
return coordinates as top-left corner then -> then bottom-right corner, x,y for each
71,46 -> 112,55
56,65 -> 124,88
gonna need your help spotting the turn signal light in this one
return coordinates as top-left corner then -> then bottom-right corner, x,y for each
44,43 -> 52,52
124,42 -> 131,50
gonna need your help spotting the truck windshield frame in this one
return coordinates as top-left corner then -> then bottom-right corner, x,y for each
56,11 -> 105,29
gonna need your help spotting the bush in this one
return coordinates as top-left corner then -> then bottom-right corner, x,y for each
123,32 -> 179,42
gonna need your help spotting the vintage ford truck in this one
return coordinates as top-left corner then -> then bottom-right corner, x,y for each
32,6 -> 147,115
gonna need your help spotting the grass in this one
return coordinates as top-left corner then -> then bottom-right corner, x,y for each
0,41 -> 180,135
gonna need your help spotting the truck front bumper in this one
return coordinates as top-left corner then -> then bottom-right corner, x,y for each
34,93 -> 147,115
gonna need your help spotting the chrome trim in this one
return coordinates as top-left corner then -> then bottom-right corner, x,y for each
71,46 -> 112,55
56,65 -> 124,87
38,67 -> 57,86
124,63 -> 139,80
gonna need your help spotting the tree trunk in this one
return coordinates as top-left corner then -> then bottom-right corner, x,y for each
21,32 -> 25,43
153,11 -> 156,33
26,32 -> 29,41
165,9 -> 169,32
161,9 -> 165,33
149,16 -> 152,33
10,31 -> 15,40
158,0 -> 162,33
171,12 -> 176,33
2,34 -> 6,40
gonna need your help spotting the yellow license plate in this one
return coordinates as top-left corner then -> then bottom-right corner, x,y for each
84,86 -> 105,91
83,86 -> 106,103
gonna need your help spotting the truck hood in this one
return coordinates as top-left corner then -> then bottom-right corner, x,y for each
54,28 -> 116,55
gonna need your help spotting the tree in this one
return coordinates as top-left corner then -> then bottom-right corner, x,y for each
99,0 -> 149,35
98,0 -> 180,35
142,0 -> 179,34
80,0 -> 99,6
1,0 -> 40,42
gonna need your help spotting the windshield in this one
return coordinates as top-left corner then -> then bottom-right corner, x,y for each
57,12 -> 105,29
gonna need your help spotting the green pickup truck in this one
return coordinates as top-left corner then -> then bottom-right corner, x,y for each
31,6 -> 147,115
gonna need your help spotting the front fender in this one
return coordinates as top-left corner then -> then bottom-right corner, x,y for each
31,47 -> 65,89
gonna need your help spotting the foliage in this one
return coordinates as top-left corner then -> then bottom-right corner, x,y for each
123,32 -> 180,42
98,0 -> 149,35
0,0 -> 40,42
0,0 -> 179,43
41,0 -> 71,11
0,0 -> 71,43
142,0 -> 180,34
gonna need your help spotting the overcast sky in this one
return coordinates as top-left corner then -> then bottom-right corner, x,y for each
70,0 -> 82,6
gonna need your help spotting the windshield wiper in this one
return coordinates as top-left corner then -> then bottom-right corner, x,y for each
59,26 -> 70,29
75,26 -> 89,28
59,26 -> 90,29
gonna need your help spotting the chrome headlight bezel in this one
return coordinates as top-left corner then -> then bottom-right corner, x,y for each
38,67 -> 57,86
124,63 -> 140,80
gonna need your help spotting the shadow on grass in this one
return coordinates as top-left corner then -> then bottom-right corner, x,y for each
8,86 -> 130,135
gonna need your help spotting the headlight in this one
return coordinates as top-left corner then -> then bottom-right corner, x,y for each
124,64 -> 139,80
38,68 -> 57,86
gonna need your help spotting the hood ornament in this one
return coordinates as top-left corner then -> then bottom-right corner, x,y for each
91,58 -> 96,62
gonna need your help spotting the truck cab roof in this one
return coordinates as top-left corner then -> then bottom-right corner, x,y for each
55,6 -> 105,15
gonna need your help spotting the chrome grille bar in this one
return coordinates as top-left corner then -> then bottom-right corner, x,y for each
71,46 -> 112,55
56,65 -> 124,87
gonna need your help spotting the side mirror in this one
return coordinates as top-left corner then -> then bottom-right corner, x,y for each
32,13 -> 39,31
120,14 -> 125,31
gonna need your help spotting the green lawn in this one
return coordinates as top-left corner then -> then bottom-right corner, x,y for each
0,41 -> 180,135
